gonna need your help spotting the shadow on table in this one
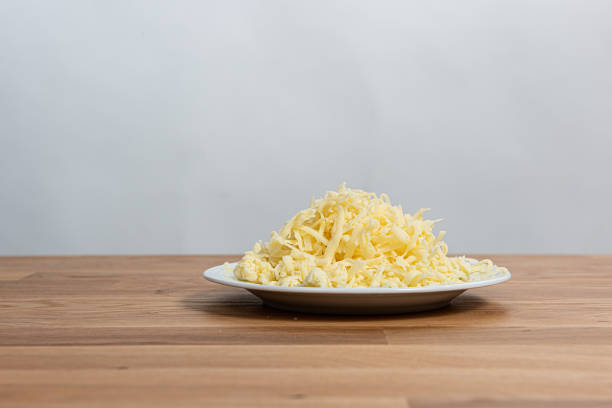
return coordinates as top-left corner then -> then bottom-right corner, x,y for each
181,290 -> 505,322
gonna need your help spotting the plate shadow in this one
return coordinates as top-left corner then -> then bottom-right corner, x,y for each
182,289 -> 505,322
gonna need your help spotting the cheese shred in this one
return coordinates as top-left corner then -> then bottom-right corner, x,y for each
233,184 -> 508,288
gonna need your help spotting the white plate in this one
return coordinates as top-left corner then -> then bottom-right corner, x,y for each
203,261 -> 510,315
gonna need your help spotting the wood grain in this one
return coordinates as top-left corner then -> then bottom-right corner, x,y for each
1,255 -> 611,407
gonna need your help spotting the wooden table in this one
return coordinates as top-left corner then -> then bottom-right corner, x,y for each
1,255 -> 611,407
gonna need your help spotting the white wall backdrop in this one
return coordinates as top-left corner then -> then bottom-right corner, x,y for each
1,0 -> 611,255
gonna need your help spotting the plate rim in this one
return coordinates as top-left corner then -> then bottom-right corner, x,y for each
203,262 -> 511,294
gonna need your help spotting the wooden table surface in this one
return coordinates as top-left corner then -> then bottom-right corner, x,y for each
1,255 -> 611,407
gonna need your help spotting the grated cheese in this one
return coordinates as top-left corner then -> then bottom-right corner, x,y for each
233,184 -> 509,288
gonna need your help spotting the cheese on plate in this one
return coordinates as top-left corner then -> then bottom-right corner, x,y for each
232,184 -> 508,288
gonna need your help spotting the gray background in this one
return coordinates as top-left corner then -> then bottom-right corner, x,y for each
1,0 -> 611,255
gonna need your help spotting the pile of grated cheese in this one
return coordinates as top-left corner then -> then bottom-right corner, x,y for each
233,184 -> 508,288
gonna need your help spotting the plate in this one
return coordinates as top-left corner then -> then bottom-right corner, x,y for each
203,261 -> 510,315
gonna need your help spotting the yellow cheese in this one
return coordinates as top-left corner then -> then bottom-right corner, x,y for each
233,184 -> 509,288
